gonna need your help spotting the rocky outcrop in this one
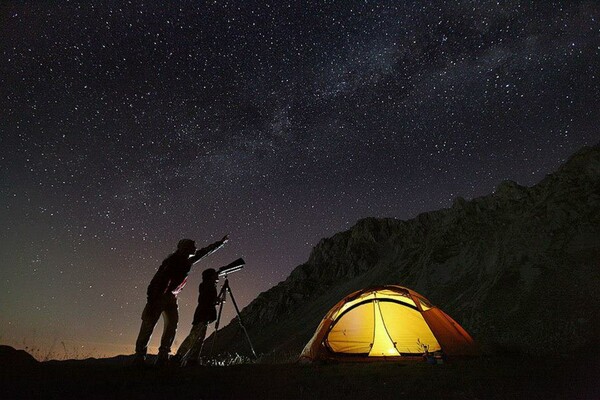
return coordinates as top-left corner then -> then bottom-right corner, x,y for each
0,346 -> 39,367
210,145 -> 600,357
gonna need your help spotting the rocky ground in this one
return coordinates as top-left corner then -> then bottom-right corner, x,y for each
1,347 -> 598,400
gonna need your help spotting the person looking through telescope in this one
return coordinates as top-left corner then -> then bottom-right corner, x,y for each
172,267 -> 221,366
132,235 -> 228,367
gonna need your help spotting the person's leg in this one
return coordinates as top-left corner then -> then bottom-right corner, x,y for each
157,295 -> 178,362
173,323 -> 204,364
134,301 -> 162,359
187,323 -> 208,362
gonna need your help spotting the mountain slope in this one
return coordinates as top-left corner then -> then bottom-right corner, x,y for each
210,145 -> 600,358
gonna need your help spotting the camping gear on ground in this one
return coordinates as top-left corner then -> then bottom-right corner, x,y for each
300,285 -> 477,362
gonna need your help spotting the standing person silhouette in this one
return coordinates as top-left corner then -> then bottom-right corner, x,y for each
133,235 -> 228,366
172,267 -> 220,366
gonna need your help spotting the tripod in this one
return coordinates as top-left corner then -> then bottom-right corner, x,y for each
209,275 -> 257,359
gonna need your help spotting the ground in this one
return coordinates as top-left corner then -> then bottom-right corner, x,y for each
1,352 -> 599,399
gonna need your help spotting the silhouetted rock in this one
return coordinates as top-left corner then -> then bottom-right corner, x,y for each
209,145 -> 600,358
0,345 -> 38,368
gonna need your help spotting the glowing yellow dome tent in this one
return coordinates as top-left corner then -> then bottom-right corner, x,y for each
300,285 -> 477,361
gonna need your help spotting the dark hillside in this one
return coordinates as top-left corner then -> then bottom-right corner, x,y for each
210,145 -> 600,358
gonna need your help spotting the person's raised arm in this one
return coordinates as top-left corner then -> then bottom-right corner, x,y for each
190,234 -> 229,264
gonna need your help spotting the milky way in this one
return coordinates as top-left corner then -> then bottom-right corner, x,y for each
1,1 -> 598,358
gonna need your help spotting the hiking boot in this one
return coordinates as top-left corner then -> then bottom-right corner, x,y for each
131,354 -> 147,368
170,354 -> 182,367
154,352 -> 170,367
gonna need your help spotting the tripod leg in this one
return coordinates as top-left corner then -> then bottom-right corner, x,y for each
227,286 -> 257,359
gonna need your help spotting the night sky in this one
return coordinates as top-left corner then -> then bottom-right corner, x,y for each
1,1 -> 599,359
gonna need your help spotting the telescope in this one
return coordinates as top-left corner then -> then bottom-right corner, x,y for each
217,258 -> 245,277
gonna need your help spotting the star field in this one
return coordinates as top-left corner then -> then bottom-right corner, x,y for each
1,1 -> 599,358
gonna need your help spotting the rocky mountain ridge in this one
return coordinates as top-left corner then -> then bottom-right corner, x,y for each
210,144 -> 600,358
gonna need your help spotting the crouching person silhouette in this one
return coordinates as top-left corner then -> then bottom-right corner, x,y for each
133,235 -> 228,366
172,268 -> 220,367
